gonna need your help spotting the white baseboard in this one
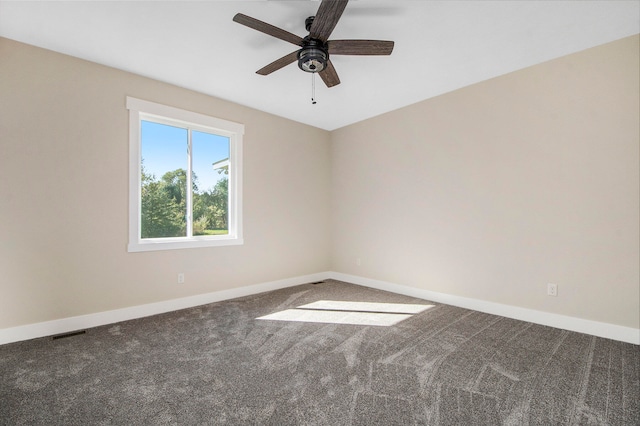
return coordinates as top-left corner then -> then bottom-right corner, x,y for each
329,272 -> 640,345
2,271 -> 637,346
0,272 -> 330,345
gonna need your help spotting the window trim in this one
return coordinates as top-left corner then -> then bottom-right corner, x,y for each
127,96 -> 244,252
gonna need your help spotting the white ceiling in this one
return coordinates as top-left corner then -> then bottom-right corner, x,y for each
1,1 -> 638,130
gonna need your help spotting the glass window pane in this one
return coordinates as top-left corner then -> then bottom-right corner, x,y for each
192,130 -> 230,236
140,120 -> 188,238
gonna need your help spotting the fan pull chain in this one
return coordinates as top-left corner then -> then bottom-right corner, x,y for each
311,73 -> 317,105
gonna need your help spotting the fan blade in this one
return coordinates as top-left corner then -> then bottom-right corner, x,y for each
309,0 -> 349,42
233,13 -> 304,46
256,51 -> 300,75
328,40 -> 394,55
319,60 -> 340,88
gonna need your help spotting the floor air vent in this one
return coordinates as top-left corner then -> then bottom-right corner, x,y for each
52,330 -> 86,340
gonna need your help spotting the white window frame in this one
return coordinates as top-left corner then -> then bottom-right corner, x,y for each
127,96 -> 244,252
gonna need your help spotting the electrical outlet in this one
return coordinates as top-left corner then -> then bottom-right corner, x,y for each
547,283 -> 557,297
178,273 -> 185,284
356,257 -> 361,266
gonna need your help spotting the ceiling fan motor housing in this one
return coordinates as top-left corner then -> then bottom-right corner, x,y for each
298,37 -> 328,73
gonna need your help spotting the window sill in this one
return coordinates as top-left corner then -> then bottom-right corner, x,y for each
128,237 -> 244,252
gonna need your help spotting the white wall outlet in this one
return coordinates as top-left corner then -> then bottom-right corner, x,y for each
547,283 -> 557,297
177,273 -> 185,284
356,257 -> 362,266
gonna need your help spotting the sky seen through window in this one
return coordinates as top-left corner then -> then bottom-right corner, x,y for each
141,120 -> 230,192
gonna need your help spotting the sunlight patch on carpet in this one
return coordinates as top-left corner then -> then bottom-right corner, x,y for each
298,300 -> 433,314
257,301 -> 434,326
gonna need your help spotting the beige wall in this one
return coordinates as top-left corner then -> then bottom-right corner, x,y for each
331,35 -> 639,328
1,35 -> 638,332
0,38 -> 331,329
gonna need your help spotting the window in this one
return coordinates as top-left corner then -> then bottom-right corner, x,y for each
127,97 -> 243,252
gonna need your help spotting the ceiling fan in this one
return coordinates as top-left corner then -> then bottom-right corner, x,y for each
233,0 -> 394,88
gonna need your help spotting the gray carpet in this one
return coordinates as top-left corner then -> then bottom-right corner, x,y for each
1,280 -> 638,425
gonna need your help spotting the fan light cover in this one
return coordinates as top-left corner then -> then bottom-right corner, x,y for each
298,47 -> 327,73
